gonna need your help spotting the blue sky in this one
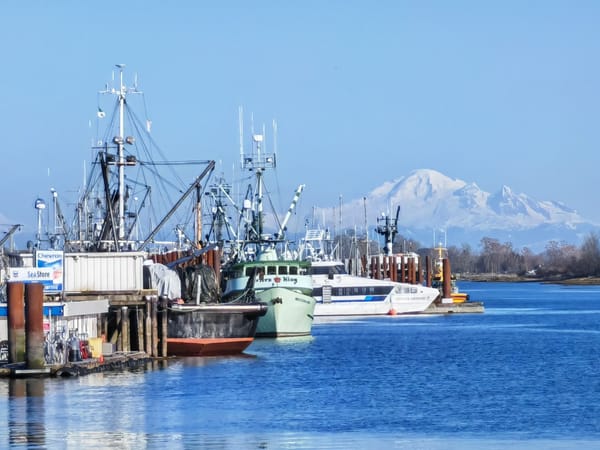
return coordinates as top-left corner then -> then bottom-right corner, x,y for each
1,1 -> 599,243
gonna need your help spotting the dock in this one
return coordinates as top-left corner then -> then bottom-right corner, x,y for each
0,351 -> 159,378
423,301 -> 485,314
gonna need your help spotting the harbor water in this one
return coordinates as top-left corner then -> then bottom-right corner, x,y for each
1,282 -> 599,449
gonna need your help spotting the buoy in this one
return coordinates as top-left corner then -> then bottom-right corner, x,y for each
387,308 -> 397,316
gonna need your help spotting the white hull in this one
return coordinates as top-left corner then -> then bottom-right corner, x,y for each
314,288 -> 437,316
254,287 -> 316,337
311,262 -> 439,316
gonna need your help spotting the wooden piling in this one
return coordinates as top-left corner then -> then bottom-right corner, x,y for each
115,308 -> 123,351
121,306 -> 130,352
145,299 -> 152,355
7,282 -> 26,364
443,258 -> 452,299
25,283 -> 45,370
151,296 -> 158,357
159,298 -> 168,357
398,259 -> 405,283
136,307 -> 145,352
425,255 -> 432,287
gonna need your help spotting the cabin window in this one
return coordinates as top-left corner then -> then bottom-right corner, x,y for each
289,266 -> 298,275
267,266 -> 277,275
279,266 -> 288,275
244,268 -> 253,277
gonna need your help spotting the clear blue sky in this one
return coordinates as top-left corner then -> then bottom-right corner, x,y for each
1,1 -> 599,241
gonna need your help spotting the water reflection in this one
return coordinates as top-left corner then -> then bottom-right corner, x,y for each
8,378 -> 45,447
172,352 -> 257,368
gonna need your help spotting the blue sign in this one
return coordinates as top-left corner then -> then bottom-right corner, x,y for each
35,250 -> 64,293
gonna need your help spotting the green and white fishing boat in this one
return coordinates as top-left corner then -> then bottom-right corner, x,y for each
221,248 -> 315,337
218,115 -> 315,337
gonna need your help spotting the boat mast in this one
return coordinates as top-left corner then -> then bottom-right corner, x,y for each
97,63 -> 140,248
376,205 -> 400,255
240,110 -> 276,244
116,64 -> 126,241
256,156 -> 264,237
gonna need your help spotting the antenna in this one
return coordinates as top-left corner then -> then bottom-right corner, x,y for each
273,119 -> 278,155
364,196 -> 369,263
239,106 -> 244,165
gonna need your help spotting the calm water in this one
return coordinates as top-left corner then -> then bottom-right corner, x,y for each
1,282 -> 600,449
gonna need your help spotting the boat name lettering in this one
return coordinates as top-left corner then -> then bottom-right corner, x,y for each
256,276 -> 298,285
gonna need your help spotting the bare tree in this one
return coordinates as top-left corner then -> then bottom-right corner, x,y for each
577,232 -> 600,276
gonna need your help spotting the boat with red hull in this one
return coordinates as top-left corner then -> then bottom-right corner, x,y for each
167,337 -> 255,356
166,302 -> 268,357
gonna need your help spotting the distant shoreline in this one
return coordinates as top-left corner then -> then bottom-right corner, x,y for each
457,274 -> 600,285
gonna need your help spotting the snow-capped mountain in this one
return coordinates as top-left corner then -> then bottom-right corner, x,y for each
314,169 -> 593,250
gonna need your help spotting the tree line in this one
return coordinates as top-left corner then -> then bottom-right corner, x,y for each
441,233 -> 600,278
334,231 -> 600,279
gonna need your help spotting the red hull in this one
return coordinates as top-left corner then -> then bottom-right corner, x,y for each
166,337 -> 254,357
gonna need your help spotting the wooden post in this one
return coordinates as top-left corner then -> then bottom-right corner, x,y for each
7,282 -> 26,363
425,255 -> 432,287
25,283 -> 45,369
97,314 -> 104,339
115,308 -> 123,351
398,259 -> 405,283
137,307 -> 145,352
145,299 -> 152,355
151,297 -> 158,357
159,298 -> 168,357
443,258 -> 452,299
121,306 -> 129,352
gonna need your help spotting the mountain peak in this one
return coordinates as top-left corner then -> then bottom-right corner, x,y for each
314,168 -> 588,247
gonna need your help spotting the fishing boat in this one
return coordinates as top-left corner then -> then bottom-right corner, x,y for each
145,257 -> 268,356
218,117 -> 315,337
298,228 -> 439,316
166,302 -> 267,356
42,65 -> 269,356
221,250 -> 315,337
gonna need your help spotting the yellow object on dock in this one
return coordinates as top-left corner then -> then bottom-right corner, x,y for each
88,338 -> 103,358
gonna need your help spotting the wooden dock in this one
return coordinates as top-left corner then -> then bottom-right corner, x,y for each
0,351 -> 159,378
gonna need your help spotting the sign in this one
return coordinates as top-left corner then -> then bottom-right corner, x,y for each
8,267 -> 54,282
35,250 -> 64,293
4,251 -> 67,294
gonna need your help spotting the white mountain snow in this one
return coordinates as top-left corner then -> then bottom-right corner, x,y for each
312,169 -> 588,248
